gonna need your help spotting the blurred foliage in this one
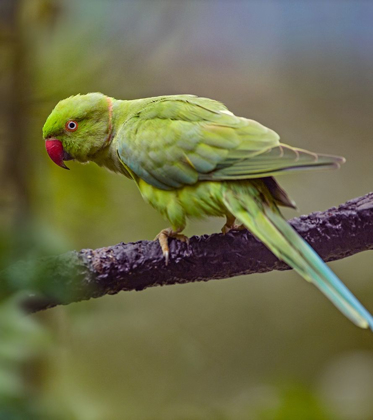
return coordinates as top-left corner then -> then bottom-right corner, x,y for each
1,0 -> 373,419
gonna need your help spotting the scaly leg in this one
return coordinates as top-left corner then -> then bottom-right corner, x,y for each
221,215 -> 245,234
155,227 -> 189,265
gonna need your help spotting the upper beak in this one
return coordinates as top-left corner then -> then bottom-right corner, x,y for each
45,138 -> 72,170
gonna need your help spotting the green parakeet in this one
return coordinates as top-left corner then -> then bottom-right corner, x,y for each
43,92 -> 373,330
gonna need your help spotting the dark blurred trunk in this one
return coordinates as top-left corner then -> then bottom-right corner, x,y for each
3,0 -> 31,226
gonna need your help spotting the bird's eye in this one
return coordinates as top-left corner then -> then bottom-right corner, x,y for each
65,120 -> 78,132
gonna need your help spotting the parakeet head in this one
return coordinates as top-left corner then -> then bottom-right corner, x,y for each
43,92 -> 113,169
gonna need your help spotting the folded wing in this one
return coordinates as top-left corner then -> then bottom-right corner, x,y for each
116,95 -> 344,190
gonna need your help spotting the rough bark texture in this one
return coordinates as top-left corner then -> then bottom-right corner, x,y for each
16,193 -> 373,313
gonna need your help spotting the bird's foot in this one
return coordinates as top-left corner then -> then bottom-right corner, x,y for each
221,223 -> 245,234
155,228 -> 189,265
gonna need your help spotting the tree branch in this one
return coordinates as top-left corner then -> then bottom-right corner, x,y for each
13,193 -> 373,313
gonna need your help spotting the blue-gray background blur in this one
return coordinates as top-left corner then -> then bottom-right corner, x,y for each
1,1 -> 373,419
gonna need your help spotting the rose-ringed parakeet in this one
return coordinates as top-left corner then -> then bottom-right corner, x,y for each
43,92 -> 373,330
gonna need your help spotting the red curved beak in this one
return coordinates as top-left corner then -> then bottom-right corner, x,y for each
45,139 -> 70,170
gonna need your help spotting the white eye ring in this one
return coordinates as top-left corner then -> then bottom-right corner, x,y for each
65,120 -> 78,132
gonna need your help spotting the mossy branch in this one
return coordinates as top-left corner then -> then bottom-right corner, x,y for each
10,193 -> 373,313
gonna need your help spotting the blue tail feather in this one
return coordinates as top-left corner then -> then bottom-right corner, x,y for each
223,189 -> 373,330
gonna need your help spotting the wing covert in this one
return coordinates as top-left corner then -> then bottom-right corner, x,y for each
116,96 -> 280,190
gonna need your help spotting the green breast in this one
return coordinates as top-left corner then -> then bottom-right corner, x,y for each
137,179 -> 228,229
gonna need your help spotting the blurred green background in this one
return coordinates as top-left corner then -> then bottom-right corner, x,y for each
1,0 -> 373,419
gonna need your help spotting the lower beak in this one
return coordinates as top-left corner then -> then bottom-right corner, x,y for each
45,139 -> 72,170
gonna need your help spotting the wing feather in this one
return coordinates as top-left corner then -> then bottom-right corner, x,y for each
116,95 -> 343,189
203,144 -> 345,180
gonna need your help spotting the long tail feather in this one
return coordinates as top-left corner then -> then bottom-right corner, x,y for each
223,188 -> 373,330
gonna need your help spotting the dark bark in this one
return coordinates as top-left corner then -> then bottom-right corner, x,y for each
13,193 -> 373,313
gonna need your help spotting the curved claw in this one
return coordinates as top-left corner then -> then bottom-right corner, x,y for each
155,227 -> 188,265
221,223 -> 246,234
164,250 -> 169,266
